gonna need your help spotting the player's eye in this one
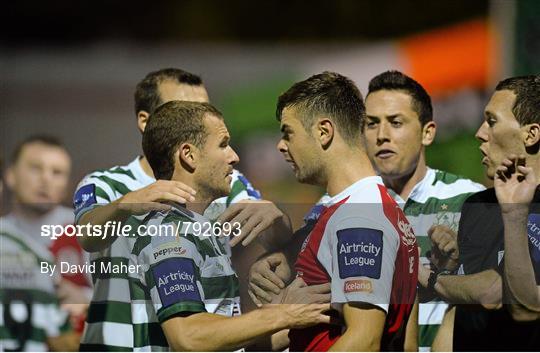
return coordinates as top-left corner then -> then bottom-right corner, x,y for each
487,117 -> 496,127
391,120 -> 403,127
365,121 -> 377,129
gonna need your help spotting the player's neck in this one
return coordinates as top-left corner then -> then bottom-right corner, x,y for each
384,155 -> 428,201
325,149 -> 376,197
139,156 -> 156,179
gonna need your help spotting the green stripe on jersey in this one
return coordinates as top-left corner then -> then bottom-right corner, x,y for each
86,301 -> 132,324
402,168 -> 484,351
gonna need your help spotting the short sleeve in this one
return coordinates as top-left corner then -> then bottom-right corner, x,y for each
137,217 -> 207,323
73,173 -> 117,223
328,216 -> 398,313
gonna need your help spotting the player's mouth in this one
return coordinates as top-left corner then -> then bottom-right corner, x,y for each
376,149 -> 396,159
479,148 -> 489,165
285,159 -> 297,171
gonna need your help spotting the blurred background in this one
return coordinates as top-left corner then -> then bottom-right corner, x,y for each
2,0 -> 539,226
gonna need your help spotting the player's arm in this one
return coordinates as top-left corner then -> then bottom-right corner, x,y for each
161,303 -> 331,351
328,303 -> 386,351
404,295 -> 419,352
418,265 -> 502,308
495,156 -> 540,320
75,179 -> 195,252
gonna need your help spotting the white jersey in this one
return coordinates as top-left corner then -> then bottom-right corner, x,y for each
290,176 -> 418,351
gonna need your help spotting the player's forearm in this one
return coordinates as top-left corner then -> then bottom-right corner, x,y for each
404,297 -> 419,352
329,329 -> 380,351
77,200 -> 130,252
164,307 -> 289,351
432,270 -> 502,306
502,209 -> 540,319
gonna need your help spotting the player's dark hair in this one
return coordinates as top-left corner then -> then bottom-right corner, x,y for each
143,101 -> 223,180
134,68 -> 204,117
10,135 -> 67,164
495,75 -> 540,125
276,71 -> 365,145
367,70 -> 433,126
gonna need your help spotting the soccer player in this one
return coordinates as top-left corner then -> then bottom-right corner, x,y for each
132,100 -> 331,351
417,75 -> 540,350
363,71 -> 484,351
1,136 -> 79,351
275,72 -> 418,351
249,71 -> 484,350
75,68 -> 290,351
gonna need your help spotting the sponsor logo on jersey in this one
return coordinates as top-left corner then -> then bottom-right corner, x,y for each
397,208 -> 416,247
344,279 -> 372,293
73,184 -> 97,212
527,214 -> 540,270
337,227 -> 383,279
153,257 -> 201,307
153,245 -> 186,260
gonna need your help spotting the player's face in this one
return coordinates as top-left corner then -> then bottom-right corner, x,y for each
364,90 -> 425,179
476,90 -> 524,179
197,114 -> 239,198
277,107 -> 321,185
7,142 -> 71,211
158,80 -> 209,104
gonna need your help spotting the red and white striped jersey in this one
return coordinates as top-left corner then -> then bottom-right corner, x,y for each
289,176 -> 418,351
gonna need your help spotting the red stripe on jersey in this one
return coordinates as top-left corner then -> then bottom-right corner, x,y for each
290,198 -> 348,352
378,184 -> 418,350
295,197 -> 349,285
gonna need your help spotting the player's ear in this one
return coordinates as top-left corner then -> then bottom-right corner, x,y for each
178,143 -> 197,172
317,118 -> 334,148
137,111 -> 150,134
421,121 -> 437,147
523,123 -> 540,147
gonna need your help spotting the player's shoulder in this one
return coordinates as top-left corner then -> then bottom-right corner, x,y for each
0,217 -> 53,261
430,168 -> 485,193
229,169 -> 261,199
79,162 -> 137,184
463,187 -> 496,204
343,176 -> 387,204
330,181 -> 395,230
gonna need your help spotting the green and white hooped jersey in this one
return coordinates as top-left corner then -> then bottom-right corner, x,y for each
309,168 -> 484,352
0,220 -> 70,352
129,206 -> 241,350
388,168 -> 484,351
73,157 -> 260,351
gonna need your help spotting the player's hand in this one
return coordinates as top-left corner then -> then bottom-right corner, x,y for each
248,252 -> 291,305
217,200 -> 289,247
428,225 -> 459,271
275,277 -> 331,305
265,302 -> 333,329
115,180 -> 196,215
494,154 -> 536,214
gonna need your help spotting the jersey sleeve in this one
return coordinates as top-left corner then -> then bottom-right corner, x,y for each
327,216 -> 399,313
73,172 -> 117,223
226,169 -> 261,206
137,215 -> 207,323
